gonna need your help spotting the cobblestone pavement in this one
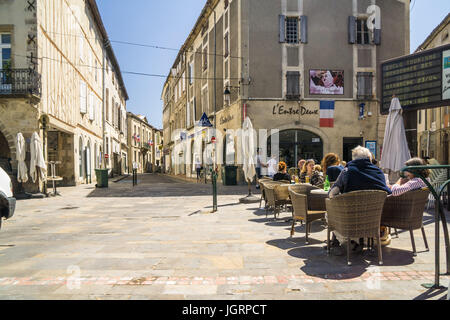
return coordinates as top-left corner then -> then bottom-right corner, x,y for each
0,173 -> 449,300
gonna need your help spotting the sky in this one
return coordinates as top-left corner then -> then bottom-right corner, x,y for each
97,0 -> 450,130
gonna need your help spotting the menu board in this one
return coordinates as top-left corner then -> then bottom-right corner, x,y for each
381,44 -> 450,114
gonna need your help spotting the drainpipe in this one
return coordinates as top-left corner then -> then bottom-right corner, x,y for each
102,39 -> 108,169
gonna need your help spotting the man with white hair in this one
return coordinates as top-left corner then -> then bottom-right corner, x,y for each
327,146 -> 391,254
329,146 -> 391,198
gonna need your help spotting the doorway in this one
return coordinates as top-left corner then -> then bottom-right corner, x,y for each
343,137 -> 363,162
267,130 -> 323,167
0,130 -> 11,173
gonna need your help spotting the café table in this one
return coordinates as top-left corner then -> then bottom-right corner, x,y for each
310,189 -> 329,211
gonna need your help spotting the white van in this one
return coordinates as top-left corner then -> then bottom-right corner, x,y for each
0,167 -> 15,229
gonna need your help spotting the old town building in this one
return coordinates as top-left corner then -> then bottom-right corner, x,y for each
0,0 -> 128,193
162,0 -> 410,182
127,112 -> 162,174
104,52 -> 129,176
416,13 -> 450,164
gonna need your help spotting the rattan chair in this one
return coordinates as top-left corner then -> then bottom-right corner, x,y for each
258,179 -> 271,209
263,182 -> 286,219
288,184 -> 325,211
289,187 -> 326,244
381,188 -> 430,256
274,184 -> 291,218
325,190 -> 388,266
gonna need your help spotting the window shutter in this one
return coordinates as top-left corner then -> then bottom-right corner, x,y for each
348,16 -> 356,44
374,28 -> 381,45
300,16 -> 308,43
89,91 -> 94,120
279,15 -> 286,43
286,71 -> 300,99
80,81 -> 87,114
357,72 -> 373,99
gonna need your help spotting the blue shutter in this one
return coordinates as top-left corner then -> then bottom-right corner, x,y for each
279,15 -> 286,43
348,16 -> 356,44
300,15 -> 308,43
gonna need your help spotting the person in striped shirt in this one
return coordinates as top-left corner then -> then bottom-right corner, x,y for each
388,158 -> 430,197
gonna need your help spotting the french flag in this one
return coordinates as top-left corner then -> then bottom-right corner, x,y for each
320,100 -> 335,128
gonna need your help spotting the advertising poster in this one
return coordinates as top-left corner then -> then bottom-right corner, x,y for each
365,141 -> 377,159
443,49 -> 450,100
310,70 -> 344,95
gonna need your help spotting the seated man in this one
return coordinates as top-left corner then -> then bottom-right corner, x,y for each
328,146 -> 391,254
329,146 -> 391,198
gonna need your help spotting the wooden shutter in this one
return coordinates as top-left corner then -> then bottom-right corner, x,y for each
80,81 -> 87,114
279,15 -> 286,43
286,71 -> 300,99
89,91 -> 94,120
300,16 -> 308,43
348,16 -> 356,44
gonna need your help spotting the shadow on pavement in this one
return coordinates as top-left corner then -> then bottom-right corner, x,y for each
413,287 -> 448,300
266,236 -> 416,281
86,174 -> 262,198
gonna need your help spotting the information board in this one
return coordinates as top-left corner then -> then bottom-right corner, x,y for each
381,44 -> 450,114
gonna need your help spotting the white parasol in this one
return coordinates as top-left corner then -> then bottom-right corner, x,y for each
15,133 -> 28,183
30,132 -> 47,183
242,116 -> 256,183
240,117 -> 258,203
380,97 -> 411,172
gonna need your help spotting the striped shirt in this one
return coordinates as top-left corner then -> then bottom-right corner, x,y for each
390,178 -> 427,197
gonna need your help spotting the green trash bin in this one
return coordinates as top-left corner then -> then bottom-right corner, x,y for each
95,169 -> 109,188
222,166 -> 237,186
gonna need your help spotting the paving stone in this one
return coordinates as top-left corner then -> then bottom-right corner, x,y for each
0,173 -> 448,300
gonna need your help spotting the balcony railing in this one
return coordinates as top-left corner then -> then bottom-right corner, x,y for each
0,69 -> 41,98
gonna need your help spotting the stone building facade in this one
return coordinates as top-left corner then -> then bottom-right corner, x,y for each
416,13 -> 450,164
127,112 -> 161,174
162,0 -> 410,182
0,0 -> 128,193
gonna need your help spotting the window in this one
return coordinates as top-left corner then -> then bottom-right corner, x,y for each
203,47 -> 208,71
286,17 -> 299,44
80,81 -> 87,114
188,62 -> 194,85
105,89 -> 110,121
1,33 -> 11,70
88,91 -> 94,120
224,33 -> 229,57
202,87 -> 209,113
356,19 -> 370,45
418,110 -> 422,125
286,71 -> 300,99
112,98 -> 115,124
356,72 -> 373,99
182,72 -> 186,92
79,36 -> 84,61
1,33 -> 11,85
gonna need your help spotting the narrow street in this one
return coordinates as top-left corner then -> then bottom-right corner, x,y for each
0,174 -> 448,300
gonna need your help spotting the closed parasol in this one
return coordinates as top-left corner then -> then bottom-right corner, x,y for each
380,97 -> 411,172
15,133 -> 28,183
30,132 -> 47,183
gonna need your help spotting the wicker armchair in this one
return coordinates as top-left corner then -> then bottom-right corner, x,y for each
288,184 -> 325,211
325,190 -> 388,266
264,182 -> 288,219
259,179 -> 281,209
289,187 -> 326,244
381,188 -> 430,256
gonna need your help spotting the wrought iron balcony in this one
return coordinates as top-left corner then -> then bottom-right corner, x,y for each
0,69 -> 41,101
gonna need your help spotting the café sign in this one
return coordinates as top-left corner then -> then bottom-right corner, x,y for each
272,103 -> 319,116
381,43 -> 450,114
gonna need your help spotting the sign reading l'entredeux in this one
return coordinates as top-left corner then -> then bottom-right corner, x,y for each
381,43 -> 450,114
